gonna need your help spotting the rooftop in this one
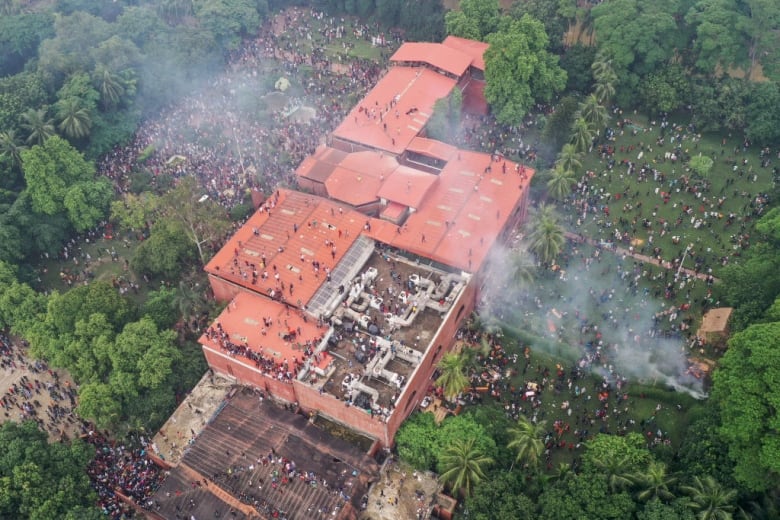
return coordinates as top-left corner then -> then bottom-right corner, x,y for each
331,66 -> 457,155
200,291 -> 333,383
375,165 -> 438,209
389,42 -> 473,77
323,151 -> 399,207
442,35 -> 489,71
299,249 -> 469,416
366,150 -> 534,272
149,390 -> 380,520
205,190 -> 370,309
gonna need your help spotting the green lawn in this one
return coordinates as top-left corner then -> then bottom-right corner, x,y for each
565,113 -> 774,279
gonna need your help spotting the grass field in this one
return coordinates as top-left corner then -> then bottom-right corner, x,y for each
563,112 -> 775,279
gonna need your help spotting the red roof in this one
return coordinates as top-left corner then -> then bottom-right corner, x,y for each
380,201 -> 407,221
442,36 -> 489,71
199,291 -> 332,373
390,42 -> 473,77
376,165 -> 438,209
295,146 -> 348,183
323,151 -> 399,206
407,137 -> 458,162
205,190 -> 368,308
331,67 -> 457,155
366,151 -> 534,272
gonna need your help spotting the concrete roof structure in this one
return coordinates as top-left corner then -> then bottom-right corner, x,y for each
375,165 -> 438,209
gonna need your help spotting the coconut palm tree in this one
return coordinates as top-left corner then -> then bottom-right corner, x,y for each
681,476 -> 737,520
56,98 -> 92,140
594,69 -> 617,105
591,51 -> 615,83
546,166 -> 576,202
634,461 -> 677,502
542,462 -> 572,485
435,352 -> 469,401
578,94 -> 610,133
0,130 -> 26,170
20,108 -> 56,145
93,66 -> 126,110
506,415 -> 546,470
510,247 -> 537,289
555,143 -> 582,174
526,205 -> 565,265
591,455 -> 636,493
438,438 -> 493,498
570,116 -> 595,154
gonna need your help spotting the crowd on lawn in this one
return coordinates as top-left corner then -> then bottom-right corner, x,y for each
97,8 -> 388,214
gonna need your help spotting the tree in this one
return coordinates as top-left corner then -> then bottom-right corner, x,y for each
158,176 -> 232,264
583,433 -> 652,492
537,473 -> 637,520
685,0 -> 746,75
484,15 -> 567,125
719,242 -> 780,330
438,437 -> 493,498
131,218 -> 197,279
194,0 -> 262,50
435,352 -> 469,400
560,44 -> 596,93
712,321 -> 780,491
63,179 -> 113,233
0,13 -> 54,77
55,97 -> 92,140
638,498 -> 696,520
681,476 -> 738,520
542,95 -> 580,151
506,415 -> 546,470
21,136 -> 95,217
0,421 -> 97,519
0,129 -> 26,172
555,143 -> 583,174
547,165 -> 576,202
688,154 -> 714,178
464,472 -> 536,520
445,0 -> 501,41
635,461 -> 677,502
570,116 -> 595,154
92,66 -> 125,111
526,204 -> 565,265
745,81 -> 780,146
20,108 -> 55,146
577,94 -> 609,134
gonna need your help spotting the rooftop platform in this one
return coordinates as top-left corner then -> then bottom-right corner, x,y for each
150,390 -> 380,520
205,190 -> 370,309
200,291 -> 332,382
331,67 -> 457,155
300,249 -> 469,418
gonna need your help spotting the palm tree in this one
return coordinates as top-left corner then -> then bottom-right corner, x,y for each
435,352 -> 469,400
635,461 -> 677,502
0,130 -> 26,170
542,462 -> 572,485
526,205 -> 565,265
56,98 -> 92,140
594,69 -> 618,105
173,280 -> 204,322
555,143 -> 582,174
681,476 -> 737,520
158,0 -> 193,22
591,455 -> 636,493
570,116 -> 595,154
20,108 -> 56,146
591,51 -> 615,83
546,166 -> 576,202
578,94 -> 610,133
509,247 -> 537,289
506,415 -> 546,470
438,438 -> 493,498
93,66 -> 125,110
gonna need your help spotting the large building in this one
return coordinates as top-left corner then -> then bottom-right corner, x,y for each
199,38 -> 534,451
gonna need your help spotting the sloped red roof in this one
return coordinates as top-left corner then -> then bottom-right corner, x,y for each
381,201 -> 407,220
376,165 -> 438,209
366,151 -> 534,272
390,42 -> 473,77
407,137 -> 458,162
442,36 -> 489,71
331,66 -> 457,155
295,145 -> 348,183
321,150 -> 398,206
205,190 -> 368,308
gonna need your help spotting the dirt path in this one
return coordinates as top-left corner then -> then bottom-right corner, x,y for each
564,231 -> 719,283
